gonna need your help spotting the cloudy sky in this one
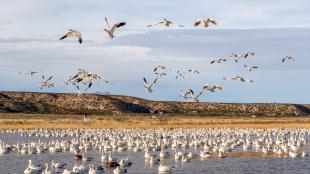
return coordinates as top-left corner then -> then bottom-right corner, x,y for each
0,0 -> 309,103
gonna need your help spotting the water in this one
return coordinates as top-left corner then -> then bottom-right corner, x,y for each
0,129 -> 310,174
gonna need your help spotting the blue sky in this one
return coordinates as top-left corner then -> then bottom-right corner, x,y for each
0,0 -> 309,103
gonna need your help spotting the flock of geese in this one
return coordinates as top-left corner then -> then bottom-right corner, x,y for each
0,128 -> 309,174
17,16 -> 295,101
141,49 -> 293,102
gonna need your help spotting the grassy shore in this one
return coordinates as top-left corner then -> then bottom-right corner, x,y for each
0,113 -> 310,129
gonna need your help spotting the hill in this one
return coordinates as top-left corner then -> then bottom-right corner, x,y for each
0,92 -> 309,117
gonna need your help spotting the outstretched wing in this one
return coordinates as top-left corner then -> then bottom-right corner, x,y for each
105,17 -> 111,29
196,90 -> 204,98
111,22 -> 126,33
189,89 -> 194,95
84,81 -> 93,92
194,19 -> 202,26
154,21 -> 164,26
207,18 -> 218,25
149,78 -> 158,88
59,34 -> 68,40
143,77 -> 147,84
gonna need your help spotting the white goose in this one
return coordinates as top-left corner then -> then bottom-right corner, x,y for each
143,77 -> 158,93
51,160 -> 66,169
147,18 -> 173,27
282,55 -> 294,63
158,164 -> 172,173
243,65 -> 259,72
104,17 -> 126,39
59,29 -> 82,44
42,163 -> 53,174
194,18 -> 218,28
188,89 -> 204,102
223,76 -> 254,83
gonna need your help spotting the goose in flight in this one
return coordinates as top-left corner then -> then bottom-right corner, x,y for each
175,70 -> 185,79
210,58 -> 227,64
59,29 -> 82,44
143,77 -> 158,93
223,76 -> 254,82
19,70 -> 39,76
154,65 -> 168,77
243,65 -> 259,72
203,84 -> 222,92
282,55 -> 294,63
180,90 -> 191,100
230,52 -> 242,63
243,51 -> 256,58
147,18 -> 173,27
188,69 -> 199,74
194,18 -> 218,28
188,89 -> 204,102
104,17 -> 126,39
154,65 -> 166,72
40,75 -> 55,89
65,69 -> 101,92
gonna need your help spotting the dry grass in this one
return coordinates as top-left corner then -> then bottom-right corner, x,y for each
0,113 -> 310,129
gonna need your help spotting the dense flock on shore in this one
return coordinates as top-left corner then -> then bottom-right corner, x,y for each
0,128 -> 309,174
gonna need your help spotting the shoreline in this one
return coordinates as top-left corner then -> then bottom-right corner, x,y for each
0,114 -> 310,129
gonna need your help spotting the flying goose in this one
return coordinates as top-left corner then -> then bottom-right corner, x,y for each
175,70 -> 185,79
154,65 -> 168,77
66,69 -> 101,92
180,90 -> 191,100
223,76 -> 254,82
188,89 -> 204,102
147,18 -> 173,27
230,52 -> 242,63
194,18 -> 218,28
59,29 -> 82,44
243,51 -> 256,58
104,17 -> 126,39
40,75 -> 55,89
282,55 -> 294,63
154,65 -> 166,72
19,70 -> 39,76
210,58 -> 227,64
243,65 -> 259,72
143,77 -> 158,93
203,84 -> 222,92
188,69 -> 199,74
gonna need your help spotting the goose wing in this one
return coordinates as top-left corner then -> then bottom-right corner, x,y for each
143,77 -> 147,84
196,90 -> 204,98
194,18 -> 203,26
105,17 -> 111,29
207,18 -> 218,25
149,78 -> 158,88
111,22 -> 126,33
47,76 -> 53,81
